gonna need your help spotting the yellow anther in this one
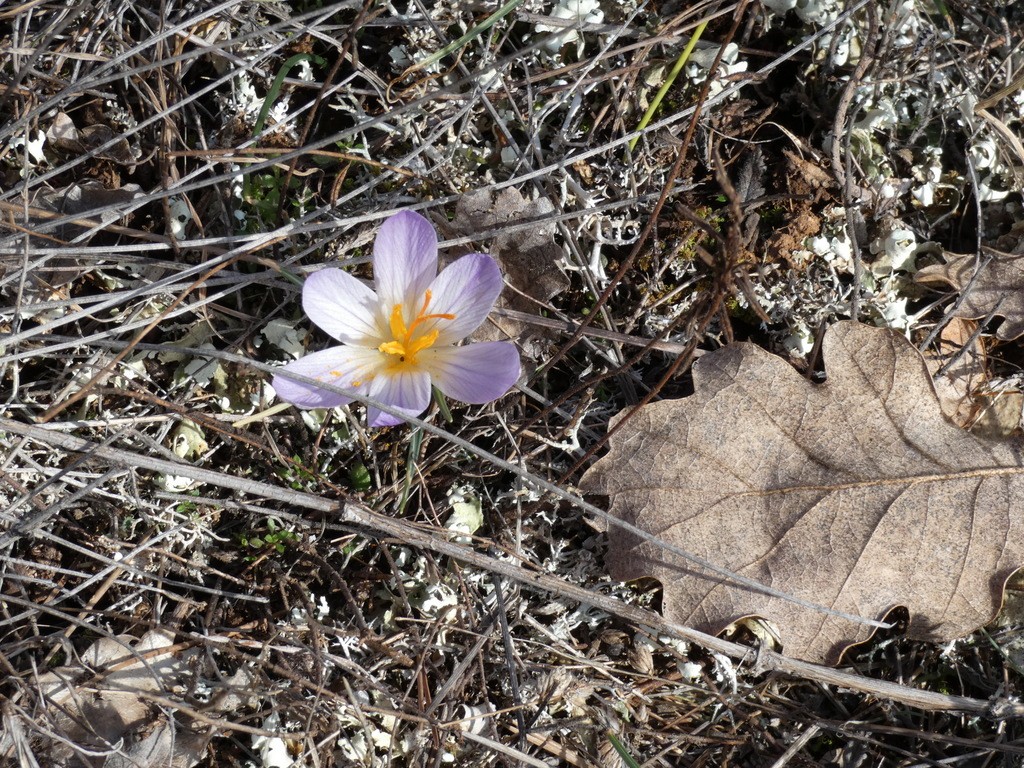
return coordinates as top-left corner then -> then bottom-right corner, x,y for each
378,290 -> 456,367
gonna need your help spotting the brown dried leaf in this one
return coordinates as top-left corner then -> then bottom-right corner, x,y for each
453,188 -> 569,356
46,111 -> 138,165
4,630 -> 242,766
0,181 -> 143,287
973,389 -> 1024,439
103,722 -> 210,768
783,149 -> 834,200
926,321 -> 1022,439
917,249 -> 1024,340
30,179 -> 143,223
926,318 -> 987,429
581,321 -> 1024,665
44,111 -> 80,147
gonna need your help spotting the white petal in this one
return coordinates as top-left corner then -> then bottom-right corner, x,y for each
425,342 -> 520,404
373,211 -> 438,315
425,253 -> 503,345
272,346 -> 383,409
366,369 -> 432,427
302,268 -> 384,345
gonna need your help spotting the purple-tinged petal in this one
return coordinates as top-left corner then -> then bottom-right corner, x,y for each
373,211 -> 438,315
302,268 -> 385,346
425,342 -> 520,404
423,253 -> 504,345
366,368 -> 432,427
273,346 -> 383,409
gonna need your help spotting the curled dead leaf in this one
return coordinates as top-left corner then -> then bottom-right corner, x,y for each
925,318 -> 1023,440
0,629 -> 255,767
925,318 -> 987,429
0,181 -> 143,288
917,248 -> 1024,340
452,188 -> 569,357
581,321 -> 1024,665
47,111 -> 138,165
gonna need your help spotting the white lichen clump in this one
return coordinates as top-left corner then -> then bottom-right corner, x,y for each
761,0 -> 841,24
685,42 -> 748,97
534,0 -> 604,56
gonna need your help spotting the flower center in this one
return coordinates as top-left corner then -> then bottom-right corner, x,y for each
378,290 -> 455,367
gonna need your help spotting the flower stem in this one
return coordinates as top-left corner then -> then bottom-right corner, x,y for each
397,426 -> 424,515
432,386 -> 453,424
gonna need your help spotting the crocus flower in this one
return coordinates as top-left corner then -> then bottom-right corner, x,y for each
273,210 -> 521,427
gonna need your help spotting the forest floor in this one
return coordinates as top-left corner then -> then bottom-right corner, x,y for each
2,0 -> 1024,765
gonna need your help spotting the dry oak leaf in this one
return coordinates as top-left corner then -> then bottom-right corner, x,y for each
917,249 -> 1024,340
580,321 -> 1024,665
